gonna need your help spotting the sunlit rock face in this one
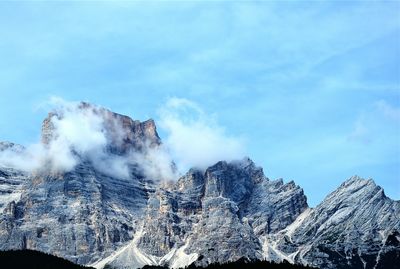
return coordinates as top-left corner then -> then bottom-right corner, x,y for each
0,104 -> 399,269
280,176 -> 400,269
107,158 -> 309,268
95,168 -> 399,269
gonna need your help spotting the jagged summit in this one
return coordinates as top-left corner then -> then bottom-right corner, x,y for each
340,175 -> 376,189
322,175 -> 386,207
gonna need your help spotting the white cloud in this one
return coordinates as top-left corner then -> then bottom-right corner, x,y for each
158,97 -> 246,172
131,142 -> 177,182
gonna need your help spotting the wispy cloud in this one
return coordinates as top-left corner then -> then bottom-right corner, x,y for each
158,97 -> 246,172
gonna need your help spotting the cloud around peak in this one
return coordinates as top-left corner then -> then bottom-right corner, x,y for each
0,98 -> 177,181
0,97 -> 246,181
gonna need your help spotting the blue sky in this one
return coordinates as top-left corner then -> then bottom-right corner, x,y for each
0,1 -> 399,206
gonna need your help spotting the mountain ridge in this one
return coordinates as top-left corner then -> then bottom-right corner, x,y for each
0,103 -> 398,269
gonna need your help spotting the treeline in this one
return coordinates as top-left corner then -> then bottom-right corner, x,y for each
143,257 -> 316,269
0,249 -> 317,269
0,249 -> 94,269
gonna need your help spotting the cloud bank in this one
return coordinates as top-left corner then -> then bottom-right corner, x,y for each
158,97 -> 246,172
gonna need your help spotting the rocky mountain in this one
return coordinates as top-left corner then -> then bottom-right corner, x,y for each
98,158 -> 309,269
269,176 -> 400,269
94,166 -> 399,269
0,104 -> 162,264
0,103 -> 399,269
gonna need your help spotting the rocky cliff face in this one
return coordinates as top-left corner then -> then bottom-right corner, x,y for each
97,164 -> 399,269
0,142 -> 28,212
0,104 -> 161,264
99,159 -> 309,269
0,162 -> 153,264
0,104 -> 399,269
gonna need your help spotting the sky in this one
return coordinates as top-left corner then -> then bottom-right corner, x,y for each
0,1 -> 399,206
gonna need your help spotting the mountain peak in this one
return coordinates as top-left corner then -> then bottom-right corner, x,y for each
338,175 -> 377,194
315,176 -> 385,209
40,102 -> 161,155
